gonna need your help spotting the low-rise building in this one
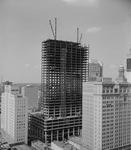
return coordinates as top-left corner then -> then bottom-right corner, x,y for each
51,138 -> 90,150
31,140 -> 51,150
11,144 -> 34,150
51,141 -> 76,150
68,137 -> 90,150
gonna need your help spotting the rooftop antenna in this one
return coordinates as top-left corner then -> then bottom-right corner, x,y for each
49,20 -> 55,39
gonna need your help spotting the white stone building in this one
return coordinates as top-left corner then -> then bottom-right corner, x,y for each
1,84 -> 28,144
82,67 -> 131,150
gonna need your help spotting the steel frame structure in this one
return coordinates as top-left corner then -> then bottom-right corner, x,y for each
29,39 -> 89,143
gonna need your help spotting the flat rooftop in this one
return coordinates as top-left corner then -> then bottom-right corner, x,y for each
69,136 -> 91,150
69,136 -> 82,146
30,112 -> 81,121
32,140 -> 47,147
11,144 -> 33,150
52,141 -> 77,150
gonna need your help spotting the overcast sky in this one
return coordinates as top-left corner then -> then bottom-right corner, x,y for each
0,0 -> 131,83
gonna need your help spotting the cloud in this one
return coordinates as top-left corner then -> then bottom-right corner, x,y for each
87,27 -> 101,33
61,0 -> 98,6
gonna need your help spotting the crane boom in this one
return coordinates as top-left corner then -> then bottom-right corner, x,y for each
55,18 -> 57,40
49,20 -> 55,39
79,33 -> 82,43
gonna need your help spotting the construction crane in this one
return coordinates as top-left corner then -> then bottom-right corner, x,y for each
77,27 -> 83,43
49,18 -> 57,40
79,33 -> 82,43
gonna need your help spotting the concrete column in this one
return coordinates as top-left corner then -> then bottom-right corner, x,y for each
78,127 -> 80,135
73,127 -> 75,136
42,131 -> 44,141
57,130 -> 59,141
70,106 -> 72,116
68,128 -> 70,139
62,129 -> 64,141
45,131 -> 47,143
51,131 -> 53,142
37,128 -> 39,137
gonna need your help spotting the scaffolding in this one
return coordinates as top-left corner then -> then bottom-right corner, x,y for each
29,39 -> 89,143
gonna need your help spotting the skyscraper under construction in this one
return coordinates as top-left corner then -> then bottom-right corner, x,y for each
29,39 -> 89,143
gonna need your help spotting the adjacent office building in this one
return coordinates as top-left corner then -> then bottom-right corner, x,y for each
1,83 -> 28,144
88,59 -> 103,81
126,48 -> 131,83
29,39 -> 89,143
82,65 -> 131,150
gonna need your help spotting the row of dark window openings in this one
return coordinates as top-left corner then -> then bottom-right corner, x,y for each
103,88 -> 129,94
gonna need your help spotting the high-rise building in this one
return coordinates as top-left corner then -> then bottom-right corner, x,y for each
88,59 -> 103,81
82,66 -> 131,150
29,39 -> 89,143
126,48 -> 131,83
1,83 -> 28,144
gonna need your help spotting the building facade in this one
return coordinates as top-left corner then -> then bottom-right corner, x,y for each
1,84 -> 28,144
29,39 -> 89,143
126,48 -> 131,83
82,67 -> 131,150
88,59 -> 103,81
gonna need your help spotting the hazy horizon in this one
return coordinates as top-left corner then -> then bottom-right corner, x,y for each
0,0 -> 131,83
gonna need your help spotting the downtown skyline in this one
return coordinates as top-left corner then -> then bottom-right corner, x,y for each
0,0 -> 131,83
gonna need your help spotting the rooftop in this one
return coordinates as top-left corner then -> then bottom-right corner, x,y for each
68,137 -> 91,150
30,112 -> 81,121
32,140 -> 47,147
52,141 -> 77,150
69,136 -> 82,146
11,144 -> 34,150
